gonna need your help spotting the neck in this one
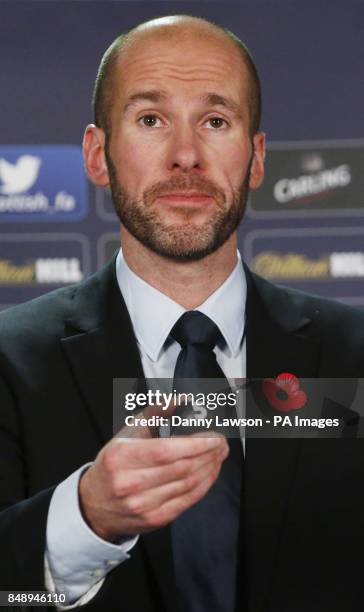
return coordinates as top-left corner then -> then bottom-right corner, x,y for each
120,228 -> 238,310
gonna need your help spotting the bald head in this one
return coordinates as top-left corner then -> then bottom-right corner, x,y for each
93,15 -> 261,138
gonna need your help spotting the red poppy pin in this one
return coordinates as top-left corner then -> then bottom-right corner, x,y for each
262,372 -> 307,412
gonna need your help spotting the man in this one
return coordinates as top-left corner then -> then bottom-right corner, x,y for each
1,14 -> 364,612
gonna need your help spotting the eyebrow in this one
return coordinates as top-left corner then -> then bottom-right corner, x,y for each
123,90 -> 168,113
123,90 -> 241,115
201,92 -> 241,115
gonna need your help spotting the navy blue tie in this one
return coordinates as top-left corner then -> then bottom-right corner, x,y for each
172,310 -> 226,379
170,311 -> 243,612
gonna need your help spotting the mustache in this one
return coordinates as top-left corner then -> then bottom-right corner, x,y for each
144,176 -> 225,202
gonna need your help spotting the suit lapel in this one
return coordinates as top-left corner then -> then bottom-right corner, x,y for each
60,257 -> 176,612
244,267 -> 321,606
60,258 -> 144,444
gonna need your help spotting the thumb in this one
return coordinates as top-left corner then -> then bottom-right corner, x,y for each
116,400 -> 177,440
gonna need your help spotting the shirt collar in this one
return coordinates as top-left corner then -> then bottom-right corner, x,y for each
116,249 -> 246,361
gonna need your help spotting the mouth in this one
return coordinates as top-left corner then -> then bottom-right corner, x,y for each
155,192 -> 214,206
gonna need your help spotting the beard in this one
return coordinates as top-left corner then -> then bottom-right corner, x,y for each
105,151 -> 252,262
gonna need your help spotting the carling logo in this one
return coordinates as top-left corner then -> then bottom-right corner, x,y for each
0,146 -> 87,221
248,140 -> 364,216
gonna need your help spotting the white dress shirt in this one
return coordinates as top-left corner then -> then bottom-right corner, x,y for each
45,249 -> 247,607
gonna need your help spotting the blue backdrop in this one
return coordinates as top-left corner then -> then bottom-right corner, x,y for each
1,0 -> 363,308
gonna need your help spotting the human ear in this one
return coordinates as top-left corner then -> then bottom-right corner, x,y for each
83,124 -> 110,187
249,131 -> 265,190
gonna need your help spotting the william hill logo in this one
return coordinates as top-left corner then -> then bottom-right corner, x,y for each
0,258 -> 83,285
252,253 -> 329,279
252,252 -> 364,280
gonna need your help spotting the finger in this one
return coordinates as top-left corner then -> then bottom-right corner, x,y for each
111,444 -> 228,497
142,460 -> 223,527
123,456 -> 223,518
113,435 -> 225,468
115,405 -> 165,440
115,401 -> 178,440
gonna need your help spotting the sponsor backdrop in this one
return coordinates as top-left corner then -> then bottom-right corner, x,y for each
0,1 -> 363,308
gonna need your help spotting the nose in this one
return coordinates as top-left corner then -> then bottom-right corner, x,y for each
166,124 -> 204,173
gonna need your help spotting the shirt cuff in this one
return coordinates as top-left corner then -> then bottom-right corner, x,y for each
45,555 -> 105,610
46,463 -> 139,604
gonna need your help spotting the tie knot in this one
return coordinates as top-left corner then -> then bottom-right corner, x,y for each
170,311 -> 222,349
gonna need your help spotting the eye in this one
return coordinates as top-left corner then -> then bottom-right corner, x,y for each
205,116 -> 228,129
138,115 -> 163,128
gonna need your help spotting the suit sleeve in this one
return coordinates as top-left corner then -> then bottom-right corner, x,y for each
0,373 -> 55,590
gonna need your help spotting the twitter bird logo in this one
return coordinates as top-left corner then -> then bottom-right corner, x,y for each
0,155 -> 41,194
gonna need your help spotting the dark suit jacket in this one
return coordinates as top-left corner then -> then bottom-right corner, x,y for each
1,256 -> 364,611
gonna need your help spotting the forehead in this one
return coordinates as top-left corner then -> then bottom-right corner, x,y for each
113,29 -> 249,106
